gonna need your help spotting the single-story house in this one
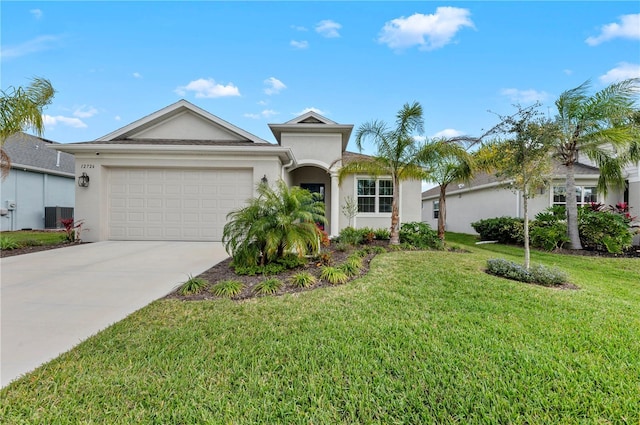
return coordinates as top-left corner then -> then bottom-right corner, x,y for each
421,160 -> 640,241
1,133 -> 75,231
54,100 -> 421,242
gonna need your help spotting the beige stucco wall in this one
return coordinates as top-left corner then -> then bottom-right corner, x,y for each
280,133 -> 342,170
337,175 -> 422,233
72,150 -> 283,242
133,111 -> 244,140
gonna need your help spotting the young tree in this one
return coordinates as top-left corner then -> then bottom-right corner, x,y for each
477,104 -> 557,268
338,102 -> 429,245
418,139 -> 473,241
552,78 -> 639,249
0,77 -> 55,178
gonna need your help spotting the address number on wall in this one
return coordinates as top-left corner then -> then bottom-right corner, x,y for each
80,164 -> 95,169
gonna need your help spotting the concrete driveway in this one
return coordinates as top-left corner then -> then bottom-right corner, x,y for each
0,241 -> 228,388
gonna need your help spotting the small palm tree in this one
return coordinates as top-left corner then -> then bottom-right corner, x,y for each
1,77 -> 55,179
222,180 -> 327,266
418,138 -> 474,241
553,78 -> 639,249
338,102 -> 428,245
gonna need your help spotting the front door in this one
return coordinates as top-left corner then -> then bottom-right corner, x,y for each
300,183 -> 325,230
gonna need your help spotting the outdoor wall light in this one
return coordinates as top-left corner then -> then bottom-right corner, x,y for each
261,174 -> 268,184
78,172 -> 90,187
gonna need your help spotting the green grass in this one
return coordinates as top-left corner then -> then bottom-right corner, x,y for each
0,230 -> 67,247
1,233 -> 639,423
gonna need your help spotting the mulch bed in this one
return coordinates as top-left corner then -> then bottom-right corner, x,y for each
0,242 -> 84,258
163,241 -> 388,302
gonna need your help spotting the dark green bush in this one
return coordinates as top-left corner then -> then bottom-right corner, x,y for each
471,217 -> 524,244
578,208 -> 633,254
338,227 -> 364,245
486,258 -> 568,286
399,222 -> 443,250
373,228 -> 391,240
529,221 -> 569,251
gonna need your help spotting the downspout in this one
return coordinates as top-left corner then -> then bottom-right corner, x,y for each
516,189 -> 521,218
281,159 -> 294,181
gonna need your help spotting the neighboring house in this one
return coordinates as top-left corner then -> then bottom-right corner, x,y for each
1,133 -> 76,231
422,160 -> 640,239
54,100 -> 422,242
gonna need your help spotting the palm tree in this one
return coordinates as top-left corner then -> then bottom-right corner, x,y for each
338,102 -> 428,245
0,77 -> 55,178
418,138 -> 474,241
553,78 -> 639,249
223,180 -> 327,266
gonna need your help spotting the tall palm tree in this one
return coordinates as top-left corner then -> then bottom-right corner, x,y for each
0,77 -> 55,178
553,78 -> 639,249
338,102 -> 428,245
418,138 -> 474,241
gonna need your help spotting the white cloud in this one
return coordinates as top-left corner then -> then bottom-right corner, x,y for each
563,69 -> 573,76
73,105 -> 98,118
264,77 -> 286,95
500,88 -> 549,104
0,35 -> 61,59
30,9 -> 43,19
293,107 -> 326,116
43,114 -> 87,128
586,13 -> 640,46
133,72 -> 142,79
258,100 -> 268,106
315,20 -> 342,38
378,7 -> 474,51
599,62 -> 640,84
290,40 -> 309,49
174,78 -> 240,98
244,109 -> 278,119
291,25 -> 307,31
114,115 -> 121,121
432,129 -> 464,139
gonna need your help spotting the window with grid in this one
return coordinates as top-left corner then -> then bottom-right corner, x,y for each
552,185 -> 598,206
433,200 -> 440,219
357,178 -> 393,213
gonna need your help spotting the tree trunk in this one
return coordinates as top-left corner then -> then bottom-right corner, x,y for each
523,187 -> 530,269
438,185 -> 447,241
389,177 -> 401,245
565,162 -> 583,250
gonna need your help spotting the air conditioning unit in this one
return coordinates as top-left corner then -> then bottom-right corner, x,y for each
44,206 -> 74,229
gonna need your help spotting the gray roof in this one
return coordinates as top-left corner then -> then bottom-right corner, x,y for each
422,161 -> 601,198
3,133 -> 75,176
68,138 -> 277,147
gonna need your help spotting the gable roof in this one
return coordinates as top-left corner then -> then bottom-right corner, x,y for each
268,112 -> 353,150
3,133 -> 75,177
422,161 -> 601,199
96,99 -> 270,143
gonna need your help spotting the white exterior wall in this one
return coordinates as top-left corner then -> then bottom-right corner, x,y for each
0,169 -> 74,231
280,133 -> 342,170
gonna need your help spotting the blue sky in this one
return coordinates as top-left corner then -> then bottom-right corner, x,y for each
2,1 -> 639,157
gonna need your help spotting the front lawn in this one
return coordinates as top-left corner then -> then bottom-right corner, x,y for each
0,230 -> 67,247
1,234 -> 639,423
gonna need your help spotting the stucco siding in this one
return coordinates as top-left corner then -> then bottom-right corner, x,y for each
280,133 -> 342,169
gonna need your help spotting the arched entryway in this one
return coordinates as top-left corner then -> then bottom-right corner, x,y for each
289,165 -> 335,234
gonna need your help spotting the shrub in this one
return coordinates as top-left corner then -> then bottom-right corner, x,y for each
339,257 -> 362,277
529,221 -> 569,251
290,272 -> 317,288
399,222 -> 443,249
486,258 -> 568,286
0,236 -> 20,250
233,262 -> 286,276
579,208 -> 633,254
373,228 -> 391,240
254,278 -> 284,295
345,255 -> 363,269
223,180 -> 326,267
338,227 -> 364,246
178,274 -> 208,295
471,217 -> 524,244
320,266 -> 349,285
334,242 -> 349,252
371,246 -> 387,254
211,280 -> 244,298
314,251 -> 333,266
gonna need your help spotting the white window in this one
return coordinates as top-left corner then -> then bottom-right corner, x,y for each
552,185 -> 598,206
357,178 -> 393,213
433,200 -> 440,219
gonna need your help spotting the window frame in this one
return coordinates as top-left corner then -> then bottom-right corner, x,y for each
551,184 -> 599,207
355,177 -> 394,216
433,200 -> 440,219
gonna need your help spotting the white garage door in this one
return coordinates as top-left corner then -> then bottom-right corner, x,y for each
108,168 -> 253,241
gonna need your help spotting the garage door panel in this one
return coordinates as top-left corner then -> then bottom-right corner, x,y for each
108,168 -> 252,241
